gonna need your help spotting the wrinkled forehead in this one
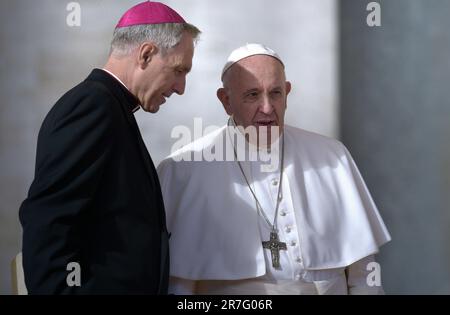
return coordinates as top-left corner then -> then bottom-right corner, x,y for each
224,55 -> 286,89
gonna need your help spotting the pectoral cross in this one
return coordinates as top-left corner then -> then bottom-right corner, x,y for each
262,231 -> 287,269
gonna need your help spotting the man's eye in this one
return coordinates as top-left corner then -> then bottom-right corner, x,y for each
175,69 -> 183,75
246,92 -> 258,98
270,91 -> 283,98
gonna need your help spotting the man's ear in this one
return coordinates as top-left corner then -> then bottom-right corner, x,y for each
284,81 -> 292,109
217,88 -> 233,115
285,81 -> 292,95
137,42 -> 158,68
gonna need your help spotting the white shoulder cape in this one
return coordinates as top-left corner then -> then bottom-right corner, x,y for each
157,125 -> 391,280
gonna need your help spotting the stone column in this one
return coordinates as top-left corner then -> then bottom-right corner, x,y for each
340,0 -> 450,294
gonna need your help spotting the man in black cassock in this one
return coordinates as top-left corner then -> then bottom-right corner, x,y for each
18,1 -> 200,294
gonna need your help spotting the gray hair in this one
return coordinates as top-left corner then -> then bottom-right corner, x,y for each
110,23 -> 201,56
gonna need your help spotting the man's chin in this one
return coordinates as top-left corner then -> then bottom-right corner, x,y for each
142,103 -> 160,113
256,125 -> 283,143
256,124 -> 282,133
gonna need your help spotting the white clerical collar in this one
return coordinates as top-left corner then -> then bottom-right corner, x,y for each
101,68 -> 140,113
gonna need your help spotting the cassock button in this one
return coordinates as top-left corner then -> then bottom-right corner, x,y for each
285,226 -> 292,233
280,210 -> 287,216
271,179 -> 279,186
290,240 -> 297,247
296,257 -> 302,263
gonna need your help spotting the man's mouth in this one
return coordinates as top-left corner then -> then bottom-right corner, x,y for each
255,120 -> 276,126
161,94 -> 168,104
161,93 -> 172,104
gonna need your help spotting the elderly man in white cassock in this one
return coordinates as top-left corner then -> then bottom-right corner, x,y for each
157,43 -> 391,295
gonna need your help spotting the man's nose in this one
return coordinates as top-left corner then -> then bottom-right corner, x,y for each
259,95 -> 274,114
173,75 -> 186,95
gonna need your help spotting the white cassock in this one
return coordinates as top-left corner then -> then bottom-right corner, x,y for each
157,124 -> 391,295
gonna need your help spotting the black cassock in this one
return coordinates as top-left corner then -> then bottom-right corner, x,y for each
19,69 -> 169,294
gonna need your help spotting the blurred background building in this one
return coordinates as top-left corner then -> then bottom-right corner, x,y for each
0,0 -> 448,294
